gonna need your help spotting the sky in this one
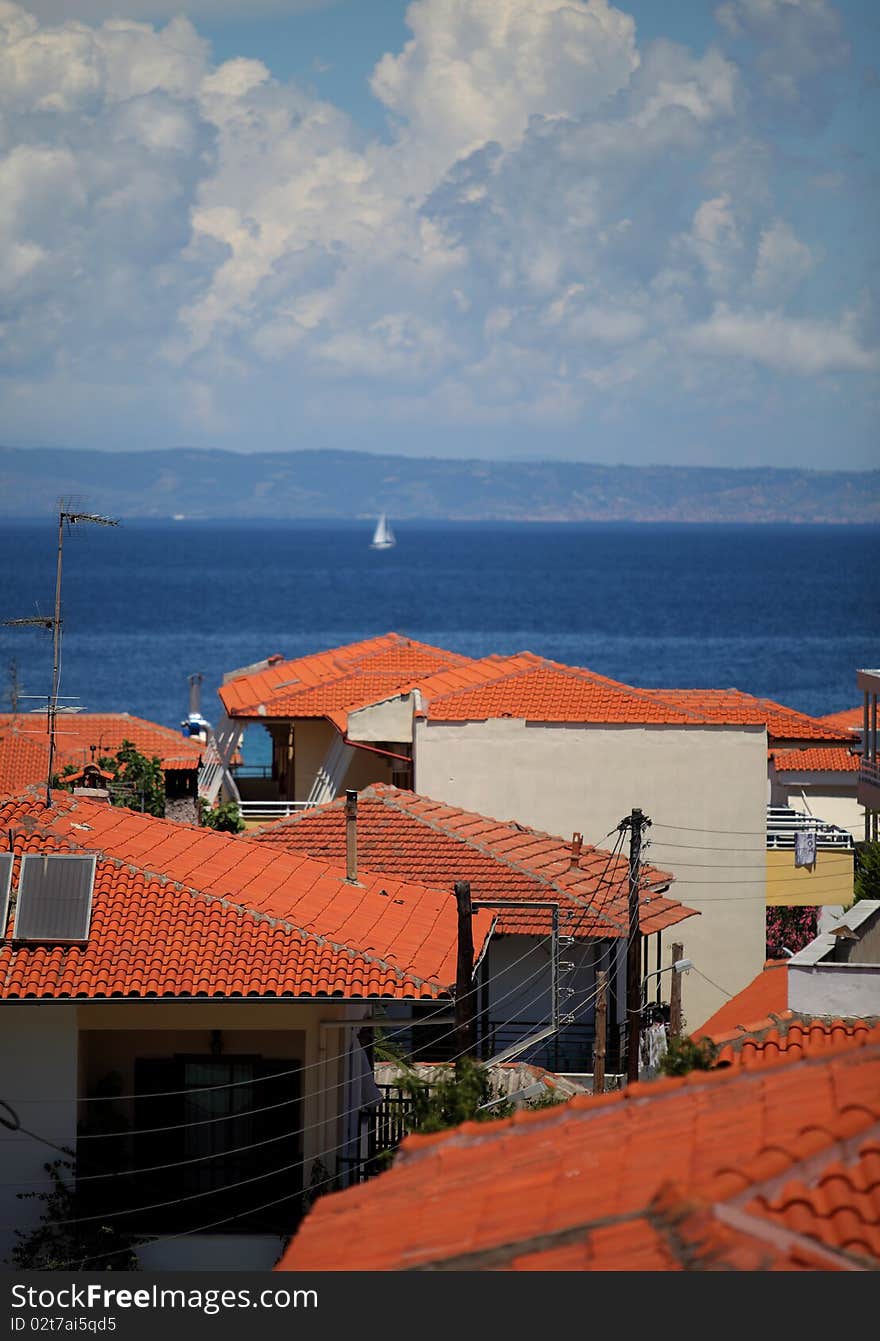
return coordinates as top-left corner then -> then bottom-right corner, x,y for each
1,0 -> 878,468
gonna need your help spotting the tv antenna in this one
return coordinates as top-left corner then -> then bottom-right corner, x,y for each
3,504 -> 119,805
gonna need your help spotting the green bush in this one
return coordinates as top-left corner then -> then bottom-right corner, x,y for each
657,1035 -> 719,1077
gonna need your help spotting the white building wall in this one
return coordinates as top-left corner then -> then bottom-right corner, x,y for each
0,1005 -> 78,1267
414,719 -> 768,1032
788,964 -> 880,1017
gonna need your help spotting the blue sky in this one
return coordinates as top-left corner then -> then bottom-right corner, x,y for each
2,0 -> 878,467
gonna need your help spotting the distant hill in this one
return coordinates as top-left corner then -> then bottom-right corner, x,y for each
1,446 -> 878,523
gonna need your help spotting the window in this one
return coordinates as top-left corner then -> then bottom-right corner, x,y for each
111,1055 -> 303,1233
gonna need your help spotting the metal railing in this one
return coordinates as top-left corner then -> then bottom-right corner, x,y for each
766,805 -> 854,851
238,799 -> 318,821
859,758 -> 880,789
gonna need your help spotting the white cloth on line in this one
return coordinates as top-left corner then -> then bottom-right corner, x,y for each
795,829 -> 817,868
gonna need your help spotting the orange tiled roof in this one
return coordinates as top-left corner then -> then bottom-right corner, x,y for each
640,690 -> 851,744
219,634 -> 471,727
818,707 -> 863,734
419,658 -> 705,724
698,961 -> 790,1038
0,713 -> 202,799
277,1035 -> 880,1271
771,747 -> 860,773
418,660 -> 849,737
251,784 -> 695,938
708,1012 -> 880,1070
0,791 -> 494,999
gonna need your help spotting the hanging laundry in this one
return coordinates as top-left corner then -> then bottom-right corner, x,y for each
795,829 -> 817,868
639,1022 -> 668,1077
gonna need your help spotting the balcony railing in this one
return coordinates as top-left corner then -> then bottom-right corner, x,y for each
766,805 -> 854,851
859,758 -> 880,789
238,799 -> 318,821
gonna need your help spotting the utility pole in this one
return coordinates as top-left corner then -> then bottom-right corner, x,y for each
454,880 -> 476,1068
593,968 -> 607,1095
625,807 -> 649,1085
669,941 -> 684,1040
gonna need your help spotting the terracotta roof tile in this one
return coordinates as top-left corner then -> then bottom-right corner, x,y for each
640,690 -> 850,744
277,1037 -> 880,1271
219,634 -> 470,726
706,1012 -> 880,1071
420,661 -> 847,736
818,708 -> 863,734
771,747 -> 860,774
698,961 -> 790,1039
250,784 -> 696,939
0,790 -> 494,1000
0,714 -> 202,798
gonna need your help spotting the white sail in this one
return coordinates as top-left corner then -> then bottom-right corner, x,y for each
370,513 -> 395,548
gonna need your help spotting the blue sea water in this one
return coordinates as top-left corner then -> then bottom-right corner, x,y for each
0,520 -> 877,762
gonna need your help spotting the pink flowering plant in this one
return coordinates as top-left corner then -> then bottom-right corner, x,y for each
766,905 -> 818,959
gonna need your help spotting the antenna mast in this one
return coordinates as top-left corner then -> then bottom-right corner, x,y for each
3,504 -> 118,806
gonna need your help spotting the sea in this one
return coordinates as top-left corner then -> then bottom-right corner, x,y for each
0,519 -> 877,765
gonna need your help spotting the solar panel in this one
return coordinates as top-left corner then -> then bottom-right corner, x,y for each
14,853 -> 96,943
0,853 -> 12,938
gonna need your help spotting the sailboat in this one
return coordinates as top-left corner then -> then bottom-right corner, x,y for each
370,513 -> 396,550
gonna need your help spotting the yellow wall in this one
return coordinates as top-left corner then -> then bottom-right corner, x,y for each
765,849 -> 854,907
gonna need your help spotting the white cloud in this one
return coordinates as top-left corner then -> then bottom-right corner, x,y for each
680,194 -> 742,292
686,307 -> 879,375
24,1 -> 332,20
371,0 -> 639,173
752,218 -> 814,297
0,0 -> 875,465
715,0 -> 849,119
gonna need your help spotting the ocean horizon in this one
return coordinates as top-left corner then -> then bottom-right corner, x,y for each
1,520 -> 876,760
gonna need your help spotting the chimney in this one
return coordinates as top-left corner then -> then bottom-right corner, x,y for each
569,831 -> 583,869
188,673 -> 203,715
345,789 -> 358,882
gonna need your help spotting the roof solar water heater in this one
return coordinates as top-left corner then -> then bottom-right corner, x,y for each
14,853 -> 96,942
0,852 -> 12,937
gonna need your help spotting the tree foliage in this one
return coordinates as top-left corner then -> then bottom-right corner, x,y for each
854,841 -> 880,903
9,1157 -> 139,1272
55,739 -> 165,817
200,799 -> 246,833
657,1035 -> 719,1077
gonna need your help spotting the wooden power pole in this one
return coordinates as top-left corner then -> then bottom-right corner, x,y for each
454,880 -> 476,1067
669,941 -> 684,1040
625,808 -> 648,1085
593,968 -> 607,1095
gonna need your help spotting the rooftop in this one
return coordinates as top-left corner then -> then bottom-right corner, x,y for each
818,708 -> 863,735
277,1033 -> 880,1271
0,790 -> 494,1000
698,961 -> 790,1039
250,783 -> 694,939
0,713 -> 203,799
771,747 -> 860,774
219,634 -> 471,729
418,658 -> 848,739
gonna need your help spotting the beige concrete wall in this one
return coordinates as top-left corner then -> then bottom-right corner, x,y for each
347,695 -> 413,743
292,719 -> 395,797
292,719 -> 336,799
414,718 -> 768,1031
341,742 -> 398,793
